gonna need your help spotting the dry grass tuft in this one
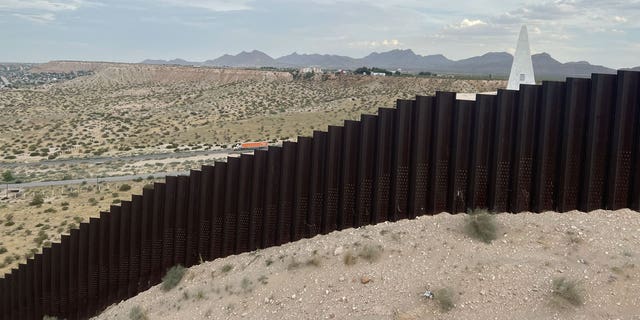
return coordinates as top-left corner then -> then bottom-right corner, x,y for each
129,305 -> 148,320
551,277 -> 584,307
434,287 -> 455,312
464,209 -> 497,243
161,265 -> 186,292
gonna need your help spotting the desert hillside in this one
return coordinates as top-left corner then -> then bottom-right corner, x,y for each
94,210 -> 639,320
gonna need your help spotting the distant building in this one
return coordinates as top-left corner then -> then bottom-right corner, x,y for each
299,66 -> 322,74
371,72 -> 386,76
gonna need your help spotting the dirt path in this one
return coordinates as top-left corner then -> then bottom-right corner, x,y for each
94,210 -> 640,320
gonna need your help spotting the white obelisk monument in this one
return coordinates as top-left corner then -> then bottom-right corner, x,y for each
507,25 -> 536,90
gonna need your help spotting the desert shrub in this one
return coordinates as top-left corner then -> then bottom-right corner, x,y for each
29,193 -> 44,206
119,184 -> 131,191
464,209 -> 497,243
551,277 -> 584,307
358,244 -> 382,263
129,305 -> 148,320
161,265 -> 186,291
221,263 -> 233,273
435,287 -> 455,312
0,246 -> 7,254
343,251 -> 357,265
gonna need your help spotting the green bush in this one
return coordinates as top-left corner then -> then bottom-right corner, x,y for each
129,305 -> 148,320
161,265 -> 186,291
29,193 -> 44,206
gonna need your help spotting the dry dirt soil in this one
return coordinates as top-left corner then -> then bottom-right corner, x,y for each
95,210 -> 639,320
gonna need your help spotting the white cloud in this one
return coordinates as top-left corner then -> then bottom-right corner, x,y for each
157,0 -> 253,12
448,18 -> 487,29
348,38 -> 402,48
613,15 -> 627,23
12,12 -> 55,22
0,0 -> 85,12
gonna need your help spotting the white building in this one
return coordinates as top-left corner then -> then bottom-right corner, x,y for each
299,67 -> 322,74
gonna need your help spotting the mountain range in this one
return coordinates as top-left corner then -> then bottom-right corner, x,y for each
142,49 -> 620,79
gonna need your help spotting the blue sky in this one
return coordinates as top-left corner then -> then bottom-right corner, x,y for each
1,0 -> 638,68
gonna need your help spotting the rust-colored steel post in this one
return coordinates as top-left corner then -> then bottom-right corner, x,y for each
162,176 -> 177,271
532,81 -> 566,212
41,247 -> 52,318
174,175 -> 190,265
323,126 -> 343,233
293,137 -> 312,240
118,201 -> 131,301
449,100 -> 474,214
557,78 -> 591,212
428,92 -> 455,214
59,235 -> 69,318
0,274 -> 6,319
223,157 -> 240,256
249,151 -> 267,250
18,264 -> 26,320
186,170 -> 201,267
68,229 -> 79,319
198,166 -> 215,261
108,206 -> 121,303
488,90 -> 519,212
33,253 -> 43,320
263,147 -> 282,247
308,131 -> 326,236
210,162 -> 227,260
468,95 -> 497,210
511,84 -> 542,213
50,242 -> 60,317
237,154 -> 254,251
85,219 -> 100,317
98,213 -> 111,312
278,142 -> 296,244
606,71 -> 639,209
26,262 -> 35,320
409,96 -> 435,217
356,115 -> 377,226
80,222 -> 91,318
150,182 -> 165,285
581,74 -> 617,211
633,74 -> 640,211
140,188 -> 154,291
391,100 -> 414,221
373,108 -> 396,222
129,195 -> 143,296
340,121 -> 360,229
10,270 -> 17,320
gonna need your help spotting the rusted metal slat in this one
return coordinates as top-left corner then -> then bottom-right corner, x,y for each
278,142 -> 296,243
263,147 -> 282,247
428,92 -> 455,214
129,195 -> 143,296
98,212 -> 109,311
308,131 -> 326,236
139,188 -> 153,291
162,177 -> 177,271
88,218 -> 100,316
174,175 -> 190,265
237,154 -> 254,251
532,81 -> 566,212
355,115 -> 377,226
409,96 -> 435,217
108,207 -> 121,303
340,121 -> 360,229
449,100 -> 474,214
41,247 -> 52,318
198,166 -> 215,261
79,222 -> 91,318
59,236 -> 69,318
68,229 -> 79,319
223,157 -> 240,256
391,100 -> 414,221
210,162 -> 226,259
581,74 -> 617,211
50,242 -> 60,317
323,126 -> 343,233
33,253 -> 43,320
606,70 -> 639,209
488,90 -> 519,212
186,170 -> 201,267
557,78 -> 591,212
118,201 -> 131,301
468,95 -> 497,210
293,137 -> 312,240
373,108 -> 396,222
249,151 -> 267,250
150,182 -> 165,285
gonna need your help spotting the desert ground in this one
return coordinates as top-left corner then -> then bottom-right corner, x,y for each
94,210 -> 640,320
